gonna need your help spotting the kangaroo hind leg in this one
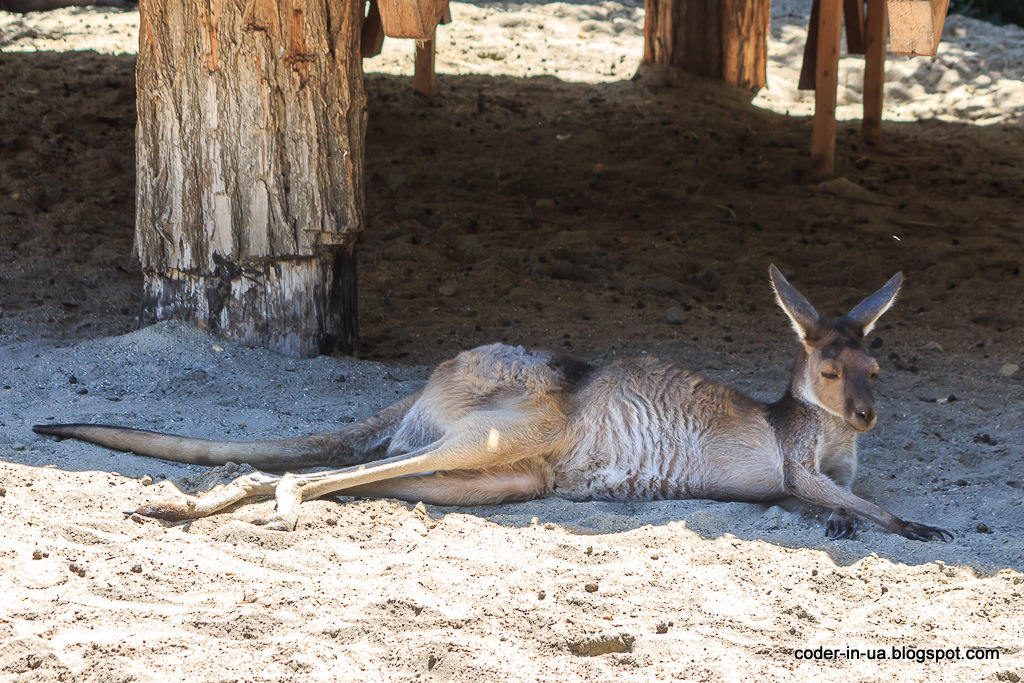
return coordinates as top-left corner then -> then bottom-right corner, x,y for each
136,403 -> 564,530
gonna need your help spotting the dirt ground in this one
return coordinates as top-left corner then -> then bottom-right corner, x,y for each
1,2 -> 1023,682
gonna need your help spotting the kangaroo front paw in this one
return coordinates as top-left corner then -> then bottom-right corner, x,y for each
825,510 -> 858,540
899,522 -> 954,542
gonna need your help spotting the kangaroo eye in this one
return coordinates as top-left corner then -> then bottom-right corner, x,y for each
821,372 -> 839,380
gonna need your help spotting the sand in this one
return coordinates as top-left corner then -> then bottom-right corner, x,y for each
1,2 -> 1023,681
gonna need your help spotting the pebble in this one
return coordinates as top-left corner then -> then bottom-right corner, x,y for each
537,589 -> 546,600
438,284 -> 457,297
242,591 -> 258,603
140,475 -> 154,486
0,485 -> 6,497
665,306 -> 686,325
921,341 -> 943,352
999,363 -> 1019,377
32,549 -> 48,560
584,582 -> 599,593
12,443 -> 26,451
977,523 -> 992,534
68,562 -> 85,577
131,563 -> 143,573
656,621 -> 672,634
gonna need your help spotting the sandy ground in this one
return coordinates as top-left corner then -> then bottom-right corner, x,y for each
1,2 -> 1023,681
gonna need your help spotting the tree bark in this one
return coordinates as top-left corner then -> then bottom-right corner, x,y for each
135,0 -> 366,357
642,0 -> 772,89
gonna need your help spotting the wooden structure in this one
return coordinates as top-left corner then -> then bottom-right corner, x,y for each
800,0 -> 949,177
134,0 -> 949,356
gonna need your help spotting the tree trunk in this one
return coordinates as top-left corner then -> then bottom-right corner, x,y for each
642,0 -> 771,89
135,0 -> 366,357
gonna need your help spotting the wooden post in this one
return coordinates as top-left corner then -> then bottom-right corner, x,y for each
135,0 -> 366,357
642,0 -> 771,89
862,0 -> 887,141
413,31 -> 437,99
810,0 -> 842,178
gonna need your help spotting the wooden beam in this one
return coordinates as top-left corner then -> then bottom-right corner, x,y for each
861,0 -> 887,141
378,0 -> 448,38
844,0 -> 866,54
798,0 -> 820,90
887,0 -> 947,56
810,0 -> 842,178
413,31 -> 437,99
361,0 -> 385,58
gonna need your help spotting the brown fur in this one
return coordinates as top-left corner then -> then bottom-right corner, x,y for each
33,266 -> 951,541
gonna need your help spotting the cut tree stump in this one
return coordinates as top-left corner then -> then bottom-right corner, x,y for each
136,0 -> 367,358
642,0 -> 771,89
378,0 -> 448,38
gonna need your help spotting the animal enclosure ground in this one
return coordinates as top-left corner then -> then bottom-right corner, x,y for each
1,3 -> 1023,681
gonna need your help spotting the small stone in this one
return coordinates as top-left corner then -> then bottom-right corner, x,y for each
921,341 -> 943,352
544,522 -> 556,530
656,621 -> 670,634
438,284 -> 457,297
131,563 -> 143,573
68,375 -> 78,384
325,518 -> 338,526
0,485 -> 6,497
242,591 -> 258,603
585,582 -> 599,593
212,344 -> 225,352
68,562 -> 85,577
140,475 -> 154,486
76,388 -> 89,395
12,443 -> 25,451
537,590 -> 546,600
999,363 -> 1019,377
32,549 -> 48,560
977,523 -> 992,534
665,306 -> 686,325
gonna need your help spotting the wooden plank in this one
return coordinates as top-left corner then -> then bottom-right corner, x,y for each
887,0 -> 947,56
378,0 -> 448,39
798,0 -> 821,90
810,0 -> 842,178
413,31 -> 437,99
844,0 -> 866,54
361,0 -> 385,58
861,0 -> 886,141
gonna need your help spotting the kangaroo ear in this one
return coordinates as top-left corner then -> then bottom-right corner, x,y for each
769,264 -> 826,342
843,272 -> 903,336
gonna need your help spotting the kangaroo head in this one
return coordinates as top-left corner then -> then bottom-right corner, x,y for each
769,264 -> 902,433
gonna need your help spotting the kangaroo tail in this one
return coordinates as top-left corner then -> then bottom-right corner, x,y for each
32,392 -> 420,471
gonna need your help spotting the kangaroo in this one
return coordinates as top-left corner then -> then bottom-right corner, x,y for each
33,265 -> 952,541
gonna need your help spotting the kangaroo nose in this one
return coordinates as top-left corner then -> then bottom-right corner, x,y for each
855,406 -> 876,424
